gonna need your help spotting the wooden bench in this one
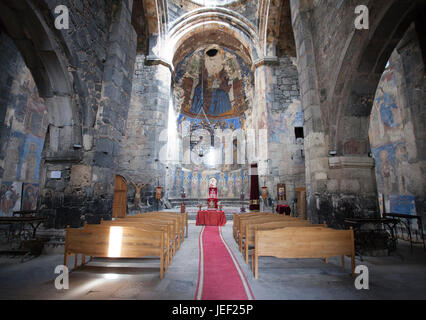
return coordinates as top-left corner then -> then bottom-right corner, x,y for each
147,212 -> 188,240
238,215 -> 297,252
64,224 -> 168,279
243,220 -> 327,264
128,213 -> 184,247
233,212 -> 274,240
124,215 -> 181,249
234,213 -> 283,243
120,216 -> 179,254
142,213 -> 184,246
253,227 -> 355,279
100,219 -> 172,266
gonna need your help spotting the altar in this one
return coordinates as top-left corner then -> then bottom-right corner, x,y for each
196,178 -> 227,226
196,210 -> 226,226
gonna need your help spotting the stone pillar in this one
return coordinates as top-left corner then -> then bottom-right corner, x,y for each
290,0 -> 329,223
252,60 -> 276,176
41,0 -> 137,228
290,1 -> 378,226
118,56 -> 172,211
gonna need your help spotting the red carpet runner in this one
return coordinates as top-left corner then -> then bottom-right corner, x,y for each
195,226 -> 254,300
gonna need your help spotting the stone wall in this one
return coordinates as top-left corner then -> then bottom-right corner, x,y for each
369,27 -> 426,225
37,0 -> 138,227
118,54 -> 171,212
266,56 -> 305,203
0,32 -> 48,215
289,0 -> 425,227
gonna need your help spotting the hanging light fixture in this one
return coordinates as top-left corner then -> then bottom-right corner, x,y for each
191,4 -> 215,160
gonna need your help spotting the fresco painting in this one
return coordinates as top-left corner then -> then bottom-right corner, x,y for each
371,143 -> 402,193
5,131 -> 45,183
375,71 -> 402,129
174,46 -> 252,120
172,168 -> 247,199
370,65 -> 413,205
22,183 -> 39,211
370,68 -> 404,149
269,100 -> 302,144
389,195 -> 416,215
0,181 -> 22,216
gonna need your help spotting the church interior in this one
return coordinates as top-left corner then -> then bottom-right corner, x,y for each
0,0 -> 425,301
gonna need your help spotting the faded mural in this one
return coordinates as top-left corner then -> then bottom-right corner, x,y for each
174,45 -> 253,120
0,181 -> 22,216
0,34 -> 47,213
369,63 -> 418,215
169,45 -> 253,199
170,167 -> 249,200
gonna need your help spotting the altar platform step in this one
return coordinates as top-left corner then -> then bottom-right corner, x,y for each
187,207 -> 253,221
168,198 -> 249,209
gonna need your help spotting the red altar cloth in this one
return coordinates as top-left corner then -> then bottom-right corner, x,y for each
196,210 -> 227,226
276,204 -> 291,215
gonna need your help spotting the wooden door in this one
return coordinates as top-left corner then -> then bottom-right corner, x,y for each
112,175 -> 127,218
296,188 -> 307,220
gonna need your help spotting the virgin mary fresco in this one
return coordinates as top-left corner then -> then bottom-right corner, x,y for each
178,45 -> 249,119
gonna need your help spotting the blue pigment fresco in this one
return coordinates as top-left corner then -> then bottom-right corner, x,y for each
12,131 -> 44,182
389,195 -> 416,215
175,47 -> 250,119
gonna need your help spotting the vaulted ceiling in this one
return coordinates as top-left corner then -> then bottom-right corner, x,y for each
132,0 -> 296,64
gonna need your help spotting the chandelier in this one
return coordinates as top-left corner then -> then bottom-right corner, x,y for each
191,135 -> 211,158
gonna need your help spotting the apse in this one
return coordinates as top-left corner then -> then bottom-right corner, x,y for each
167,44 -> 253,200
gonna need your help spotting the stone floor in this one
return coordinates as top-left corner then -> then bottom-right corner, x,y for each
0,221 -> 425,300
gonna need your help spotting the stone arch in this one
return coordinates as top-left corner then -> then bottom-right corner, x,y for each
258,0 -> 284,57
330,0 -> 424,155
0,0 -> 81,151
169,7 -> 261,68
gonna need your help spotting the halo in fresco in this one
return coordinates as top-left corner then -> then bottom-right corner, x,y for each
174,45 -> 252,120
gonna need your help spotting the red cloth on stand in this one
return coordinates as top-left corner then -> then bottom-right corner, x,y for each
196,210 -> 226,226
249,164 -> 260,211
277,204 -> 291,215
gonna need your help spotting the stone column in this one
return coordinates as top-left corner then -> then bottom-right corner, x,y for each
290,0 -> 329,224
42,0 -> 137,227
118,56 -> 172,211
290,1 -> 379,226
251,59 -> 278,207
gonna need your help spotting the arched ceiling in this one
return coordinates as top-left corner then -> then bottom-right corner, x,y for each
138,0 -> 296,67
171,23 -> 255,68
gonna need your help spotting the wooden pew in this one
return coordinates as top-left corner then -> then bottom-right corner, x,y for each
121,216 -> 179,253
234,213 -> 282,243
233,212 -> 274,240
128,213 -> 184,247
64,225 -> 168,279
243,220 -> 327,264
146,212 -> 187,240
99,219 -> 172,267
125,214 -> 181,245
253,227 -> 356,279
238,215 -> 297,252
145,213 -> 184,246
